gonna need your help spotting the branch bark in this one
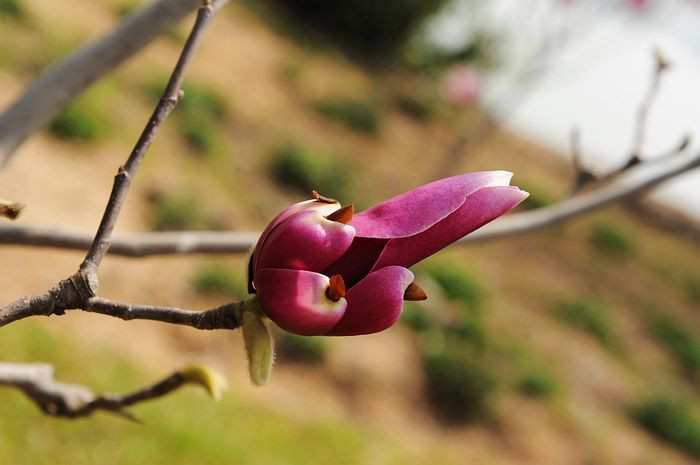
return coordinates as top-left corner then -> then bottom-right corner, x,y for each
0,1 -> 239,331
0,0 -> 224,167
1,149 -> 697,256
462,148 -> 700,243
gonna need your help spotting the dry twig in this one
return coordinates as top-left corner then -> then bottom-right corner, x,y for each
569,49 -> 673,194
0,363 -> 223,420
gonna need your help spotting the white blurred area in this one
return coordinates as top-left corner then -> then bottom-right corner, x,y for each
427,0 -> 700,221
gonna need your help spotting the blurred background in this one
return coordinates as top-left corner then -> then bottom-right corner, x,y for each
0,0 -> 699,464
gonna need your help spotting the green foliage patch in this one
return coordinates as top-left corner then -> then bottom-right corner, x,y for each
647,313 -> 700,383
316,97 -> 380,135
426,265 -> 482,311
49,107 -> 100,142
148,191 -> 218,231
589,223 -> 635,259
685,277 -> 700,305
422,347 -> 497,424
631,395 -> 700,458
265,0 -> 447,58
269,143 -> 349,200
554,297 -> 616,349
275,332 -> 328,364
517,368 -> 558,399
192,263 -> 246,298
0,0 -> 26,21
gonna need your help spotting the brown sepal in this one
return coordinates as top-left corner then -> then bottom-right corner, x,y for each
312,191 -> 337,204
326,204 -> 354,225
404,282 -> 427,301
326,274 -> 346,302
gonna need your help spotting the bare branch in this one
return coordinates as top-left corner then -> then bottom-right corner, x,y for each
0,1 -> 231,330
0,362 -> 220,420
0,197 -> 25,220
568,128 -> 595,195
570,49 -> 672,194
463,149 -> 700,243
0,0 -> 229,167
628,48 -> 670,166
84,297 -> 244,330
1,149 -> 697,256
0,227 -> 258,256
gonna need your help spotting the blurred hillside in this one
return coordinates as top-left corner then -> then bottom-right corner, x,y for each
0,1 -> 699,464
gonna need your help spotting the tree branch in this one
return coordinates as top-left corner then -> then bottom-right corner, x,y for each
570,48 -> 671,194
1,148 -> 697,256
0,362 -> 224,420
84,297 -> 245,330
0,1 -> 234,330
80,0 -> 222,273
0,0 -> 228,167
463,148 -> 700,243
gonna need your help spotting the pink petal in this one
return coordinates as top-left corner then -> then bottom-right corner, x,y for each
252,199 -> 342,274
371,186 -> 528,271
351,171 -> 514,239
326,266 -> 414,336
255,210 -> 355,274
256,268 -> 347,336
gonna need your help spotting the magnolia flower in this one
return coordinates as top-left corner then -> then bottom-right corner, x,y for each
248,172 -> 528,337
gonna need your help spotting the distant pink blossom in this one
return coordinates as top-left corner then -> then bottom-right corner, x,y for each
444,65 -> 482,106
625,0 -> 650,9
249,172 -> 528,336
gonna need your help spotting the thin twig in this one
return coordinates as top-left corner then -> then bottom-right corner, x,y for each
569,49 -> 671,194
568,128 -> 595,195
628,48 -> 670,166
0,363 -> 215,420
81,2 -> 220,272
462,149 -> 700,243
0,0 -> 228,167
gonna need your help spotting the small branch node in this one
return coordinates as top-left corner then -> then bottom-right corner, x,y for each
0,198 -> 25,220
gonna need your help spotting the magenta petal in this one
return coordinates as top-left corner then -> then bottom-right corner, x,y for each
351,171 -> 514,239
326,266 -> 414,336
256,210 -> 355,273
371,186 -> 528,270
252,199 -> 342,274
256,268 -> 347,336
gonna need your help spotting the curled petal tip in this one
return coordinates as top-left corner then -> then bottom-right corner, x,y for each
486,171 -> 514,187
312,191 -> 338,204
403,282 -> 427,301
326,204 -> 354,224
326,274 -> 346,302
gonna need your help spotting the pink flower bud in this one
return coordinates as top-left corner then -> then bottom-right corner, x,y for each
250,172 -> 528,336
